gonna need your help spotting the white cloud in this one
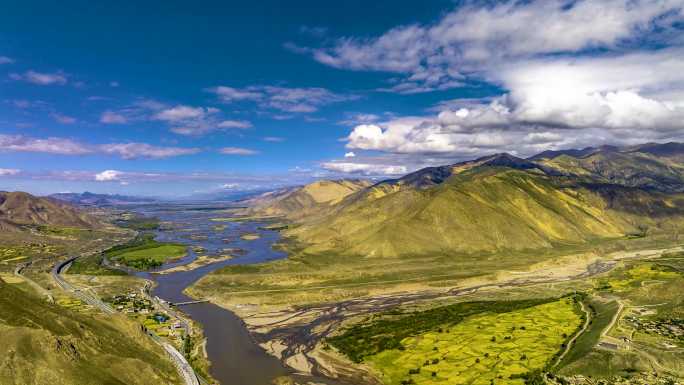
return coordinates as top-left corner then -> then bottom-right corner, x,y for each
0,168 -> 20,176
154,105 -> 217,122
10,70 -> 68,85
208,86 -> 262,102
208,85 -> 356,113
263,136 -> 284,142
95,170 -> 123,181
0,134 -> 91,155
50,112 -> 76,124
321,161 -> 407,176
152,105 -> 248,136
344,151 -> 356,158
100,110 -> 128,124
99,143 -> 201,159
109,81 -> 119,87
0,56 -> 14,64
217,120 -> 253,129
309,0 -> 683,93
0,134 -> 200,160
152,105 -> 226,136
338,113 -> 381,126
296,0 -> 684,157
219,147 -> 259,155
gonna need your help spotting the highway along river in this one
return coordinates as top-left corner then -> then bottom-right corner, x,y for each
129,204 -> 319,385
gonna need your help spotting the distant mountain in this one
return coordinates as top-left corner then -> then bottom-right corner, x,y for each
534,142 -> 684,192
49,191 -> 157,206
527,145 -> 619,160
271,142 -> 684,257
185,189 -> 272,203
249,179 -> 373,219
0,191 -> 101,231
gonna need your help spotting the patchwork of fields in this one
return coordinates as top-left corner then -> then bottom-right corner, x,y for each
328,298 -> 583,385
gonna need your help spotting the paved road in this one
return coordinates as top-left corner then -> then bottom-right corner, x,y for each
52,257 -> 116,314
52,255 -> 201,385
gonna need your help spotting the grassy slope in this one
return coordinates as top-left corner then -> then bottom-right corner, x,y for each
0,281 -> 180,385
190,167 -> 684,308
252,179 -> 372,219
289,168 -> 655,257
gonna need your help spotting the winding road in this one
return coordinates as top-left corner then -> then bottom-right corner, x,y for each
52,255 -> 201,385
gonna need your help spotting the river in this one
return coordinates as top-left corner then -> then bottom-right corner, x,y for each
129,203 -> 297,385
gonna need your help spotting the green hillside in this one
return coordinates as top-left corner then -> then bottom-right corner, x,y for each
191,148 -> 684,308
288,166 -> 682,257
0,281 -> 180,385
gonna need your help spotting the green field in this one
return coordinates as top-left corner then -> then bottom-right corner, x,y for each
557,299 -> 619,369
330,298 -> 582,385
104,234 -> 187,270
113,214 -> 161,230
36,225 -> 92,237
68,253 -> 127,275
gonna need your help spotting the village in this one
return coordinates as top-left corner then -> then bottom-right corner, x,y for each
624,314 -> 684,344
107,292 -> 186,342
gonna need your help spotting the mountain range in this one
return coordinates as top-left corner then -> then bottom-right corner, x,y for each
252,142 -> 684,257
49,192 -> 157,206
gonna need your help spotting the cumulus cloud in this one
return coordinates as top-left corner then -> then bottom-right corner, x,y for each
344,151 -> 356,158
10,70 -> 68,85
99,143 -> 201,159
95,170 -> 123,181
295,0 -> 684,159
321,161 -> 407,176
308,0 -> 683,93
100,110 -> 128,124
0,168 -> 20,176
219,147 -> 259,155
207,85 -> 356,113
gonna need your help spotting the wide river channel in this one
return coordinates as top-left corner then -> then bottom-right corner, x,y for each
129,203 -> 333,385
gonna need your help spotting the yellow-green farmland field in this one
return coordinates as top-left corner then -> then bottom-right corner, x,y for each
366,299 -> 582,385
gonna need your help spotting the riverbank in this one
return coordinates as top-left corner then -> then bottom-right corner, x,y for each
186,244 -> 683,384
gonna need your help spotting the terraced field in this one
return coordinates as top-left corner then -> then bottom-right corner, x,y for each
363,299 -> 582,385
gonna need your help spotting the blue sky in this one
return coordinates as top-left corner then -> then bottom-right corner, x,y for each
1,0 -> 684,196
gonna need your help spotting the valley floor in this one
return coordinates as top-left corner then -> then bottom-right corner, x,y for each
188,241 -> 684,385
